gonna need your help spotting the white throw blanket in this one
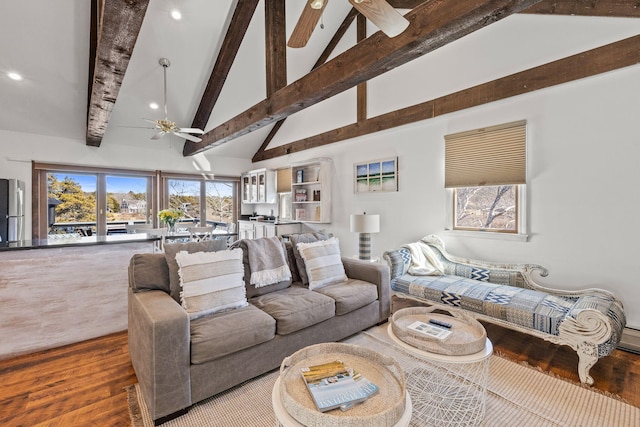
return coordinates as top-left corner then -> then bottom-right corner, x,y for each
245,237 -> 292,287
401,240 -> 444,276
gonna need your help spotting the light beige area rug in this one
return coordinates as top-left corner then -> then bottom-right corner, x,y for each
128,326 -> 639,427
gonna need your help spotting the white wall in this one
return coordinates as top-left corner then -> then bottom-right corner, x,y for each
256,64 -> 640,329
252,14 -> 640,329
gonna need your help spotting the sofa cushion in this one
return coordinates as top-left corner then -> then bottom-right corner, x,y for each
231,239 -> 292,298
250,287 -> 335,335
297,237 -> 347,290
190,305 -> 276,364
164,239 -> 227,302
128,253 -> 170,293
283,241 -> 301,283
175,248 -> 247,320
314,278 -> 379,316
289,231 -> 329,285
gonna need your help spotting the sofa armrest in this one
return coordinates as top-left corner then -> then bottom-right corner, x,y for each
128,288 -> 191,421
342,257 -> 390,322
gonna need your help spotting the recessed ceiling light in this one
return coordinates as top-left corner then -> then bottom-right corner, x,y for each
7,72 -> 23,81
149,102 -> 159,110
170,9 -> 182,20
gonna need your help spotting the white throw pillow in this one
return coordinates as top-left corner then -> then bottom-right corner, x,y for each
175,248 -> 247,319
297,237 -> 347,290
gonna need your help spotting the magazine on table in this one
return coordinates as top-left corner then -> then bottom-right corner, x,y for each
407,320 -> 452,340
300,360 -> 379,412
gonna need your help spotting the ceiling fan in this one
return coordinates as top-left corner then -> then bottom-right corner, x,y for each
288,0 -> 410,48
143,58 -> 204,143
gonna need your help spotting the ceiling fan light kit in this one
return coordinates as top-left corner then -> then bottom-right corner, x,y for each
288,0 -> 409,48
143,58 -> 204,143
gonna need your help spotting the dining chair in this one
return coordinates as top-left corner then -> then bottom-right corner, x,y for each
141,227 -> 168,252
187,226 -> 215,242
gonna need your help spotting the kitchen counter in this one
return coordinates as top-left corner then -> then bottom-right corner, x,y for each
0,233 -> 157,251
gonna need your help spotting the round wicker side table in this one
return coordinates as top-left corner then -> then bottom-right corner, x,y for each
389,307 -> 493,427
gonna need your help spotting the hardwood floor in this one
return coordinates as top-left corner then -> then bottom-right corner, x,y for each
0,298 -> 638,426
0,332 -> 136,427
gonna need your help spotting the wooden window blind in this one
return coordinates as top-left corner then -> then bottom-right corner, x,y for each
445,120 -> 526,188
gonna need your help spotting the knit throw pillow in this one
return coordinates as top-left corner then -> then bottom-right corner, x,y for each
297,237 -> 347,290
175,248 -> 247,320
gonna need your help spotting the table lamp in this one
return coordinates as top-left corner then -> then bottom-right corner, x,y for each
350,213 -> 380,261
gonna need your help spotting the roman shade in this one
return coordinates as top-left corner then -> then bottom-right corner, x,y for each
445,120 -> 526,188
276,168 -> 292,193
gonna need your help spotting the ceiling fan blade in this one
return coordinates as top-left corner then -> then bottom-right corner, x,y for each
288,0 -> 329,48
117,126 -> 157,130
151,131 -> 165,140
178,127 -> 205,134
143,118 -> 159,126
174,132 -> 203,143
348,0 -> 409,38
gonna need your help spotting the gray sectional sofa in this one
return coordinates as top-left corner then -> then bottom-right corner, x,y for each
127,234 -> 390,425
384,235 -> 626,386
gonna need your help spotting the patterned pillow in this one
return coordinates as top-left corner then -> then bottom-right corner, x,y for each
289,231 -> 329,285
164,239 -> 228,302
175,248 -> 247,320
297,237 -> 347,290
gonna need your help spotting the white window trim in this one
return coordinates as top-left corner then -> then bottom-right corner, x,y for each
443,185 -> 529,242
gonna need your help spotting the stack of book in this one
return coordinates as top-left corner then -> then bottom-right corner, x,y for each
300,360 -> 379,412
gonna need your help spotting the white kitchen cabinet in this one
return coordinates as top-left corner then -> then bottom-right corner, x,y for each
241,169 -> 276,204
237,221 -> 301,240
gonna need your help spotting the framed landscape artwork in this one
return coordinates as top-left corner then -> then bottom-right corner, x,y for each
354,157 -> 398,193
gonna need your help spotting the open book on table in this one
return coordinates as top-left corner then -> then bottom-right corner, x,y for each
300,360 -> 379,412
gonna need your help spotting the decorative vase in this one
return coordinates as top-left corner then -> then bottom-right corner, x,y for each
167,221 -> 176,235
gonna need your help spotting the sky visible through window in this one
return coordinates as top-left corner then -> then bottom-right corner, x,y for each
52,174 -> 232,197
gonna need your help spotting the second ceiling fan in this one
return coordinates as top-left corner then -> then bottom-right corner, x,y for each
288,0 -> 410,48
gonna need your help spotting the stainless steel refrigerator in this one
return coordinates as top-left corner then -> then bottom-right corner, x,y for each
0,178 -> 25,242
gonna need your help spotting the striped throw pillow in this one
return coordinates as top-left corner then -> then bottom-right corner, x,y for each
175,248 -> 247,319
297,237 -> 347,290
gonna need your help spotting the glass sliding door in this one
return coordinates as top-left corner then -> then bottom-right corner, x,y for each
47,173 -> 97,236
106,175 -> 151,234
167,179 -> 201,228
205,181 -> 235,227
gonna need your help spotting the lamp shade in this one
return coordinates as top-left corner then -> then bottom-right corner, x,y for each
350,214 -> 380,233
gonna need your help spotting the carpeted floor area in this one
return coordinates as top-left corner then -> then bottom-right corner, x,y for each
128,325 -> 640,427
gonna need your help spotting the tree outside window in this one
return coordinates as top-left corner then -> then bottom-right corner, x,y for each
454,185 -> 518,233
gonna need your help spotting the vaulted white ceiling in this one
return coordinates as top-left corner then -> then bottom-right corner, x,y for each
2,1 -> 639,162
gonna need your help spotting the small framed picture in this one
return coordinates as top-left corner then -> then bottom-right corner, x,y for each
355,157 -> 398,193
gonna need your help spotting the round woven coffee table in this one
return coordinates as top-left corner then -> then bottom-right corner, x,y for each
389,307 -> 493,427
274,342 -> 411,427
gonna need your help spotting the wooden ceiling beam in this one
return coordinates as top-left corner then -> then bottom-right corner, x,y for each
86,0 -> 150,147
357,13 -> 368,123
185,0 -> 543,156
253,34 -> 640,161
190,0 -> 260,131
265,0 -> 287,97
252,8 -> 359,161
521,0 -> 640,17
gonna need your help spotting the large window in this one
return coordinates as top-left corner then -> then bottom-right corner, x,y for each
163,175 -> 237,229
47,173 -> 97,235
33,163 -> 238,239
454,185 -> 518,233
444,121 -> 527,237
